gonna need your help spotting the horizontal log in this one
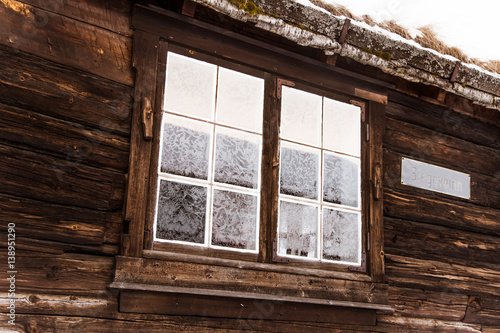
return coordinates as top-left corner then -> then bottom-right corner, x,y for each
385,217 -> 500,268
0,0 -> 133,85
113,256 -> 389,306
0,193 -> 109,245
384,188 -> 500,236
384,117 -> 500,177
383,149 -> 500,209
0,143 -> 125,211
0,44 -> 133,136
0,252 -> 114,296
387,92 -> 500,149
377,315 -> 481,332
386,254 -> 500,298
388,286 -> 467,321
0,293 -> 118,318
19,0 -> 133,36
0,103 -> 129,172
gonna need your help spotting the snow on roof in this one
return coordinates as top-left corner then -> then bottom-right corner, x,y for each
192,0 -> 499,110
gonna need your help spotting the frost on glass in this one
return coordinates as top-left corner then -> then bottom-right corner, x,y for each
214,127 -> 261,189
216,67 -> 264,133
280,86 -> 322,146
323,152 -> 359,208
278,200 -> 318,258
164,52 -> 216,120
322,208 -> 360,264
323,98 -> 361,157
280,142 -> 319,199
212,189 -> 258,250
161,115 -> 211,180
156,180 -> 207,244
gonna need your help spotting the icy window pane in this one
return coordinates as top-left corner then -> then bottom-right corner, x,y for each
323,152 -> 359,208
280,86 -> 322,146
278,200 -> 318,258
214,127 -> 261,189
216,67 -> 264,133
212,189 -> 258,250
322,208 -> 360,264
323,98 -> 360,156
161,115 -> 212,180
156,180 -> 207,243
164,52 -> 216,120
280,142 -> 319,199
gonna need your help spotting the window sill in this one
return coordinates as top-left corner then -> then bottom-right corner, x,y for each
110,254 -> 392,313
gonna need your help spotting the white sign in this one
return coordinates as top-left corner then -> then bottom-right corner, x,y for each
401,158 -> 470,199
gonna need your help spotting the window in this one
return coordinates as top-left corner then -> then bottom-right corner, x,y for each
113,5 -> 390,318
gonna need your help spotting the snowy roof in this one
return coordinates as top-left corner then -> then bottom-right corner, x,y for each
191,0 -> 500,110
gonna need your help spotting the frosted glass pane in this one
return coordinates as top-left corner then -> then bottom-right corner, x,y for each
280,142 -> 319,199
156,180 -> 207,243
212,189 -> 258,250
278,200 -> 318,258
164,52 -> 216,120
216,67 -> 264,133
322,208 -> 360,264
214,127 -> 261,189
161,115 -> 212,180
280,86 -> 322,146
323,153 -> 360,208
323,98 -> 360,156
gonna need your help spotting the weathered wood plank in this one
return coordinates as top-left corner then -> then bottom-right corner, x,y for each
388,286 -> 468,321
386,254 -> 500,298
113,256 -> 389,305
0,103 -> 129,172
387,92 -> 500,149
0,0 -> 133,85
123,30 -> 159,257
120,290 -> 377,325
384,117 -> 500,177
377,315 -> 481,332
384,217 -> 500,268
0,44 -> 132,136
384,188 -> 500,236
383,149 -> 500,209
0,252 -> 114,296
19,0 -> 133,36
0,144 -> 124,211
0,193 -> 111,245
463,295 -> 500,326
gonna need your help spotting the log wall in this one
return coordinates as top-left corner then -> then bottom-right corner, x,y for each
0,0 -> 499,331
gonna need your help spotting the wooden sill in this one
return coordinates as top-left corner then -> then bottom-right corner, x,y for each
115,289 -> 385,326
111,255 -> 392,313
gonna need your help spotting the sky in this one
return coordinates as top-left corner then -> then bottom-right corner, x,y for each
321,0 -> 500,61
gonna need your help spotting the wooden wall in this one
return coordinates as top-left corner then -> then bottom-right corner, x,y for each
0,0 -> 499,331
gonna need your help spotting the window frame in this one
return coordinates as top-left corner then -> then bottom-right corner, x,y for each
114,4 -> 390,315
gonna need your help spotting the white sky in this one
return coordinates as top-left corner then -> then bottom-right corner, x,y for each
322,0 -> 500,61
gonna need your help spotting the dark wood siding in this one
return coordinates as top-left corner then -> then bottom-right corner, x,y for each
0,0 -> 499,331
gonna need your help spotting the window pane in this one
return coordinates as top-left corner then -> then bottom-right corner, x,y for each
214,127 -> 261,189
212,189 -> 258,250
322,208 -> 360,264
161,114 -> 212,180
156,180 -> 207,244
278,200 -> 318,258
323,152 -> 360,208
323,98 -> 361,157
280,142 -> 319,199
164,52 -> 216,120
216,68 -> 264,133
280,86 -> 322,146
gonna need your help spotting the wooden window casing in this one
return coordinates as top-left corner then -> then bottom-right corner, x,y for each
112,5 -> 392,320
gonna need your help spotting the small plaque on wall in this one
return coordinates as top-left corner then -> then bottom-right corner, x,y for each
401,158 -> 470,199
